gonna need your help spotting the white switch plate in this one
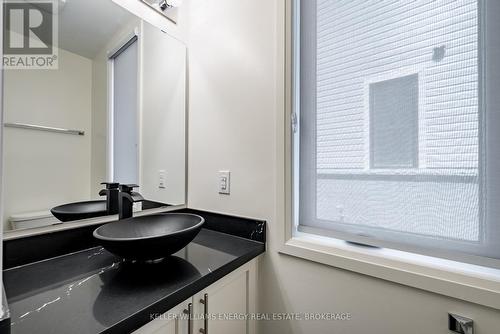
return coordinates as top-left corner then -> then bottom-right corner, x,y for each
158,170 -> 166,189
218,171 -> 230,194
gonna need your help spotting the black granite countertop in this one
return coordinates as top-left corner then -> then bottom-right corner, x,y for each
4,227 -> 265,334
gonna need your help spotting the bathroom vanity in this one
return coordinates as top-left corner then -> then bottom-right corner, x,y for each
133,257 -> 257,334
0,1 -> 267,333
3,210 -> 265,334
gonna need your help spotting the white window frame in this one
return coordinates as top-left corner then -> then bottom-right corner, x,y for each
278,0 -> 500,311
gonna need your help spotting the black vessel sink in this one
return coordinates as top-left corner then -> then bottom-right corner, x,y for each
51,200 -> 108,222
93,213 -> 205,261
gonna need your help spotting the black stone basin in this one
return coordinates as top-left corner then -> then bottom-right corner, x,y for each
51,200 -> 108,222
93,213 -> 205,261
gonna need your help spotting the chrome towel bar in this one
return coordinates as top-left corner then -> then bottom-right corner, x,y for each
4,122 -> 85,136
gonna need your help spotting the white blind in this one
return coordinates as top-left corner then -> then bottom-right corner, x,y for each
295,0 -> 500,265
112,38 -> 139,185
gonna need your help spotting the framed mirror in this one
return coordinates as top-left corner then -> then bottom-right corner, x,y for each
2,0 -> 187,233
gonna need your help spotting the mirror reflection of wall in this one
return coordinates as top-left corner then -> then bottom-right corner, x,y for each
2,0 -> 186,232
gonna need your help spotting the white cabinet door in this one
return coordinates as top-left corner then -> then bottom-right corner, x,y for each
133,298 -> 193,334
132,258 -> 258,334
193,260 -> 257,334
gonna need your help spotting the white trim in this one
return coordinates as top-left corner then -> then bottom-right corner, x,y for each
283,0 -> 294,243
106,57 -> 114,181
137,22 -> 144,192
183,47 -> 189,206
279,234 -> 500,310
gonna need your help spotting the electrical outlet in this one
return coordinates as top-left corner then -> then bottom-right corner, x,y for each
218,171 -> 230,195
158,170 -> 166,189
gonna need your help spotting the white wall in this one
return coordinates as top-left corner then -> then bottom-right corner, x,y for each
140,21 -> 186,205
183,0 -> 500,333
91,47 -> 110,197
2,48 -> 92,228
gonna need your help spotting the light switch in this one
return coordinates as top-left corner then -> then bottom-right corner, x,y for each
218,171 -> 230,195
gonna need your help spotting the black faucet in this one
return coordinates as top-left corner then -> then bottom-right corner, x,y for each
118,184 -> 144,219
99,182 -> 120,215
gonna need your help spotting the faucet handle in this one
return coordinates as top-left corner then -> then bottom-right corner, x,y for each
100,182 -> 120,189
119,184 -> 139,193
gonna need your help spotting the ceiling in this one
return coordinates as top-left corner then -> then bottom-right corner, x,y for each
58,0 -> 136,59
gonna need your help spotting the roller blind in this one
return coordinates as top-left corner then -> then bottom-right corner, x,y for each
295,0 -> 500,266
112,38 -> 139,185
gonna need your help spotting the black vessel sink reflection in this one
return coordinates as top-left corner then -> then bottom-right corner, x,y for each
51,200 -> 108,222
93,213 -> 205,261
93,256 -> 201,326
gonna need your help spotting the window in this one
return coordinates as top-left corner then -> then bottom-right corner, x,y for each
109,36 -> 139,184
369,74 -> 418,169
293,0 -> 500,266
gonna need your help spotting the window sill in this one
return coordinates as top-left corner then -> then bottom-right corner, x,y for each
279,232 -> 500,310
